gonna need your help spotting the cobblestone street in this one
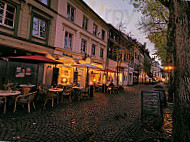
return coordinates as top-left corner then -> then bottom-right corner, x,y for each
0,84 -> 172,142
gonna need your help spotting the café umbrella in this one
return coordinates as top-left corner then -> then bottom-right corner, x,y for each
3,55 -> 63,64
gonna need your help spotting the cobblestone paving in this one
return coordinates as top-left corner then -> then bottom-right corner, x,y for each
0,84 -> 172,142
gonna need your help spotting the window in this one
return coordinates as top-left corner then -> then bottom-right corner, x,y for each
67,4 -> 75,22
93,23 -> 97,35
124,53 -> 126,62
102,29 -> 105,40
64,32 -> 72,48
82,15 -> 88,30
0,1 -> 15,28
100,48 -> 103,58
37,0 -> 48,5
91,44 -> 96,56
32,17 -> 46,39
81,39 -> 86,53
118,53 -> 122,61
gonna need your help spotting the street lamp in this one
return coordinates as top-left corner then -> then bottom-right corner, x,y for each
164,65 -> 174,102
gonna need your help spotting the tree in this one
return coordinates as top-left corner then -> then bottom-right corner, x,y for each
109,21 -> 135,86
132,0 -> 190,141
132,0 -> 169,66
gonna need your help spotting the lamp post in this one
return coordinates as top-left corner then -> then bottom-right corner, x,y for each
164,65 -> 174,102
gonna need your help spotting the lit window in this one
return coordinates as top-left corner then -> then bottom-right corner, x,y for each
64,32 -> 72,48
67,4 -> 75,22
93,23 -> 97,35
82,15 -> 88,30
0,1 -> 15,28
32,17 -> 46,39
102,29 -> 105,40
37,0 -> 48,5
91,44 -> 96,56
81,39 -> 86,53
100,48 -> 103,58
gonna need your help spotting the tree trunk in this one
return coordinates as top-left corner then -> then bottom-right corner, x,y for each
169,0 -> 190,141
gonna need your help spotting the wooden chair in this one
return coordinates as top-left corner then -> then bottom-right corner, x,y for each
0,97 -> 7,114
81,88 -> 89,99
43,91 -> 59,107
107,86 -> 114,94
61,89 -> 72,103
21,87 -> 31,94
13,91 -> 37,113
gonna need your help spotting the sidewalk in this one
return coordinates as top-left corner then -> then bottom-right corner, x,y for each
0,83 -> 173,142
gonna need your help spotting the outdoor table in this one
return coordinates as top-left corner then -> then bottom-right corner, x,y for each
48,88 -> 63,104
49,88 -> 63,92
19,84 -> 36,94
72,86 -> 83,90
19,84 -> 36,88
0,90 -> 21,97
0,90 -> 21,113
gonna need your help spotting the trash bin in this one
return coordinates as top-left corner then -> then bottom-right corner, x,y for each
89,85 -> 94,97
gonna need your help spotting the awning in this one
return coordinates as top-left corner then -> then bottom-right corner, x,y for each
72,63 -> 102,69
97,69 -> 117,73
1,55 -> 63,64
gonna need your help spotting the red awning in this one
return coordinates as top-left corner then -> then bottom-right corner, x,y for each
2,55 -> 63,64
98,69 -> 117,73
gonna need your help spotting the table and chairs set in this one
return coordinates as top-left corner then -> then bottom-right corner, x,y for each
0,83 -> 91,114
94,83 -> 120,94
0,82 -> 121,114
0,84 -> 37,113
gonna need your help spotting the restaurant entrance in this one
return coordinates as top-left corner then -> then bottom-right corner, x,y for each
52,68 -> 59,87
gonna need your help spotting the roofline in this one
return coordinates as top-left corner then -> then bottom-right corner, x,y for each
80,0 -> 109,28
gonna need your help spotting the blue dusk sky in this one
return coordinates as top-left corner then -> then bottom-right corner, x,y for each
83,0 -> 156,58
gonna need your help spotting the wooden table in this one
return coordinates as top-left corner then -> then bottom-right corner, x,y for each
19,84 -> 36,94
0,90 -> 21,113
0,90 -> 21,97
48,88 -> 63,92
72,86 -> 83,90
19,84 -> 36,88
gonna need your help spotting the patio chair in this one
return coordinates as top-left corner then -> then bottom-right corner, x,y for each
72,88 -> 83,101
61,88 -> 72,103
0,97 -> 7,114
81,88 -> 89,99
13,91 -> 37,113
21,87 -> 31,94
107,86 -> 114,94
43,91 -> 59,107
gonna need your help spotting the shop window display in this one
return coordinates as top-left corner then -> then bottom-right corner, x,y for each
57,65 -> 73,85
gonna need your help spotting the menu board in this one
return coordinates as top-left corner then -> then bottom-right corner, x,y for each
141,91 -> 163,127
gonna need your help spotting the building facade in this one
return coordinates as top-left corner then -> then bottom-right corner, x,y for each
151,59 -> 162,82
0,0 -> 59,88
53,0 -> 109,88
107,24 -> 134,86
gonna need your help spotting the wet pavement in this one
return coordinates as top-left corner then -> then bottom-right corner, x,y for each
0,83 -> 173,142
